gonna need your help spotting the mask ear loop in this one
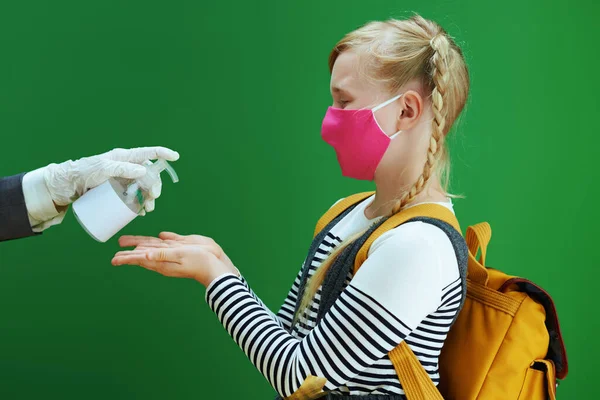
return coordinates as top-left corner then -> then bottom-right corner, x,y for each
372,93 -> 404,139
372,93 -> 403,113
389,130 -> 403,140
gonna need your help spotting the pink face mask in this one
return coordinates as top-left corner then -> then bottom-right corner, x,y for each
321,94 -> 403,181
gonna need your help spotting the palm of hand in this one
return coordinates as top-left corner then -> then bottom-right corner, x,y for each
112,232 -> 239,286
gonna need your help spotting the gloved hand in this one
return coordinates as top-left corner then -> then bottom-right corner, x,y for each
44,146 -> 179,214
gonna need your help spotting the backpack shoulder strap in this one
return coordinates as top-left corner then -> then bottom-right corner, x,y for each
313,191 -> 375,237
353,203 -> 461,274
389,343 -> 444,400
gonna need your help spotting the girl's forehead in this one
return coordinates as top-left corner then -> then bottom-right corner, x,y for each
331,51 -> 366,91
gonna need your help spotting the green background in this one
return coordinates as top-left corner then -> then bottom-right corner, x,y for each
0,0 -> 597,398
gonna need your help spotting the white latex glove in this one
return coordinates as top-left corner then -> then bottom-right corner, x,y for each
44,146 -> 179,214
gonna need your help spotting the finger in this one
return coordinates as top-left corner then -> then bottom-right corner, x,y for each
158,232 -> 184,240
150,181 -> 161,199
134,244 -> 173,251
106,147 -> 178,162
105,160 -> 147,179
146,248 -> 183,263
144,198 -> 155,213
148,146 -> 179,162
112,147 -> 180,163
111,253 -> 153,267
158,232 -> 213,246
111,254 -> 174,272
118,235 -> 163,247
114,245 -> 176,257
113,249 -> 149,258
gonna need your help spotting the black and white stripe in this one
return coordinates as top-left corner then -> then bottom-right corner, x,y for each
276,232 -> 343,336
205,267 -> 461,397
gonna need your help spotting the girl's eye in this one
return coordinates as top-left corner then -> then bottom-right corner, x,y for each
339,100 -> 350,108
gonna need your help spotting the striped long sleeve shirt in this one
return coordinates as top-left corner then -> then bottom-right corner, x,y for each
204,196 -> 462,397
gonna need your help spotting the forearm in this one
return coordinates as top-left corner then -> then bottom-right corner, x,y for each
0,173 -> 38,241
205,273 -> 303,396
204,273 -> 412,397
237,274 -> 287,330
22,167 -> 66,232
235,264 -> 305,333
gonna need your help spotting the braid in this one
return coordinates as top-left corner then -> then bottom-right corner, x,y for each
391,33 -> 451,214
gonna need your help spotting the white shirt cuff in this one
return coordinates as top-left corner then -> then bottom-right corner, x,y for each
22,167 -> 67,232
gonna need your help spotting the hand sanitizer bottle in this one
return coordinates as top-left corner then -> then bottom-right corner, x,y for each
72,159 -> 179,242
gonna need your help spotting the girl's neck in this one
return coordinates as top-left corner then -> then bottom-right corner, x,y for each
364,178 -> 448,220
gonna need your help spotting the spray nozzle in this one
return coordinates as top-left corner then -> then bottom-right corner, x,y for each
147,159 -> 179,183
125,158 -> 179,199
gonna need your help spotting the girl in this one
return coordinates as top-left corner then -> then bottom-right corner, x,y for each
112,14 -> 470,399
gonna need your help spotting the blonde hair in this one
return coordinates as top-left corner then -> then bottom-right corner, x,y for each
292,14 -> 470,328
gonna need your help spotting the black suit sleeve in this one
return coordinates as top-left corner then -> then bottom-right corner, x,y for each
0,173 -> 38,242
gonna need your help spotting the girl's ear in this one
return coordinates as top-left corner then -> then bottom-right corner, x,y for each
396,90 -> 424,132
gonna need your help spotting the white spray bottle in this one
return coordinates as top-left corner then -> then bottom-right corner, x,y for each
72,159 -> 179,242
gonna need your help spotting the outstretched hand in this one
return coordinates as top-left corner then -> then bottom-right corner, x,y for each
111,232 -> 239,287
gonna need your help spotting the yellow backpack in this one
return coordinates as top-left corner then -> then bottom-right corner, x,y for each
286,191 -> 568,400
